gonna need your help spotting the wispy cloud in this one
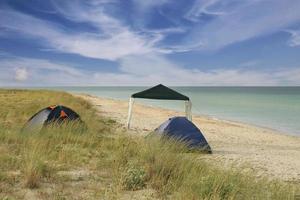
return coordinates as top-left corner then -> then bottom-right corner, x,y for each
0,6 -> 160,60
1,56 -> 299,86
0,57 -> 86,86
0,57 -> 82,76
118,54 -> 297,86
285,29 -> 300,47
0,1 -> 300,86
185,0 -> 300,50
2,0 -> 299,55
0,1 -> 198,58
185,0 -> 230,21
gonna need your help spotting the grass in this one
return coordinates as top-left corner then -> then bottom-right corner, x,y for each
0,89 -> 299,199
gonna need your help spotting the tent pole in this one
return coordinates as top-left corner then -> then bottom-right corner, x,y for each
189,100 -> 192,121
185,101 -> 189,119
126,97 -> 134,129
185,100 -> 192,121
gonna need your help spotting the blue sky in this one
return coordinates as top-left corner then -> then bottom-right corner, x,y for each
0,0 -> 300,86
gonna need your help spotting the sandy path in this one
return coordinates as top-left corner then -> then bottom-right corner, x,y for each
77,94 -> 300,183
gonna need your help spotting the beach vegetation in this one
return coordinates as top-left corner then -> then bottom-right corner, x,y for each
0,89 -> 298,199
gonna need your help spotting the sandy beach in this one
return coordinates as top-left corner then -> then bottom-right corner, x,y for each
77,94 -> 300,183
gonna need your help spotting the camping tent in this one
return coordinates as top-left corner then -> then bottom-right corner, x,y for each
155,117 -> 211,152
23,105 -> 82,132
126,84 -> 192,129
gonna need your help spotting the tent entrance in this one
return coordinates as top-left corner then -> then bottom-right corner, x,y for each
126,84 -> 192,129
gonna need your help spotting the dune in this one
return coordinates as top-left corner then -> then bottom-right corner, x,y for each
77,94 -> 300,183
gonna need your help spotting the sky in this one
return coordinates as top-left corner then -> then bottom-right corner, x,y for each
0,0 -> 300,86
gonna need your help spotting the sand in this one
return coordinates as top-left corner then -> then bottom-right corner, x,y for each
77,94 -> 300,183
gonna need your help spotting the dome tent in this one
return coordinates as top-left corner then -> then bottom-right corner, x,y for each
155,117 -> 212,153
127,84 -> 192,129
23,105 -> 82,132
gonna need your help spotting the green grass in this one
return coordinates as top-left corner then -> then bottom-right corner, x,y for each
0,89 -> 298,199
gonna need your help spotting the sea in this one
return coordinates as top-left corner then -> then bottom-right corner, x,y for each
45,86 -> 300,136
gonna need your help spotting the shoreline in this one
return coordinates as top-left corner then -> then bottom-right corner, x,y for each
78,93 -> 298,138
2,86 -> 300,137
77,93 -> 297,137
76,93 -> 300,182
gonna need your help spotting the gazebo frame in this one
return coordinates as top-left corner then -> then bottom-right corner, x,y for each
126,84 -> 192,129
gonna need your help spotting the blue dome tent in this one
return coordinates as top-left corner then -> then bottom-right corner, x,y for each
155,117 -> 212,153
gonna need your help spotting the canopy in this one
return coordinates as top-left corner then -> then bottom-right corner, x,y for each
127,84 -> 192,129
132,84 -> 189,100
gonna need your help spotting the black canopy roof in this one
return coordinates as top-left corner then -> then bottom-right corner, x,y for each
131,84 -> 189,101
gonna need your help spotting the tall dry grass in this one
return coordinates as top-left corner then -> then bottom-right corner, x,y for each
0,89 -> 298,199
106,136 -> 298,199
0,89 -> 114,198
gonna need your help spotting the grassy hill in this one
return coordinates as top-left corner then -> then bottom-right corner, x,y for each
0,89 -> 298,199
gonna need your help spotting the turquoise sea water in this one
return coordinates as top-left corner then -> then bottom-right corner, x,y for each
48,87 -> 300,135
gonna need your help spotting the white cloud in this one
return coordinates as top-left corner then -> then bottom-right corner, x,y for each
185,0 -> 229,21
1,57 -> 82,76
1,56 -> 300,86
0,8 -> 160,61
15,67 -> 28,81
185,0 -> 300,50
158,41 -> 204,53
118,54 -> 278,86
285,29 -> 300,47
0,57 -> 85,86
0,1 -> 300,87
2,0 -> 299,56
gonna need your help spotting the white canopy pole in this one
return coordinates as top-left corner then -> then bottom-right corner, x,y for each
185,100 -> 189,119
126,97 -> 134,129
185,100 -> 192,121
188,100 -> 192,121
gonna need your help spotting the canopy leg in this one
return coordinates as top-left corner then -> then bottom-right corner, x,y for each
126,97 -> 134,129
189,100 -> 192,121
185,100 -> 192,121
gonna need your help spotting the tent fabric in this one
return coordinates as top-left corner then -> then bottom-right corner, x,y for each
23,105 -> 81,132
44,105 -> 80,124
131,84 -> 189,100
155,117 -> 212,152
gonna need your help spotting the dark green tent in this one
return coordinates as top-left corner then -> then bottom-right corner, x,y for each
127,84 -> 192,129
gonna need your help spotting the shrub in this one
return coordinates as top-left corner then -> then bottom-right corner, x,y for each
121,164 -> 146,191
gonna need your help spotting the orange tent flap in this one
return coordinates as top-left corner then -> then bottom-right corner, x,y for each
49,105 -> 57,110
60,110 -> 68,118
